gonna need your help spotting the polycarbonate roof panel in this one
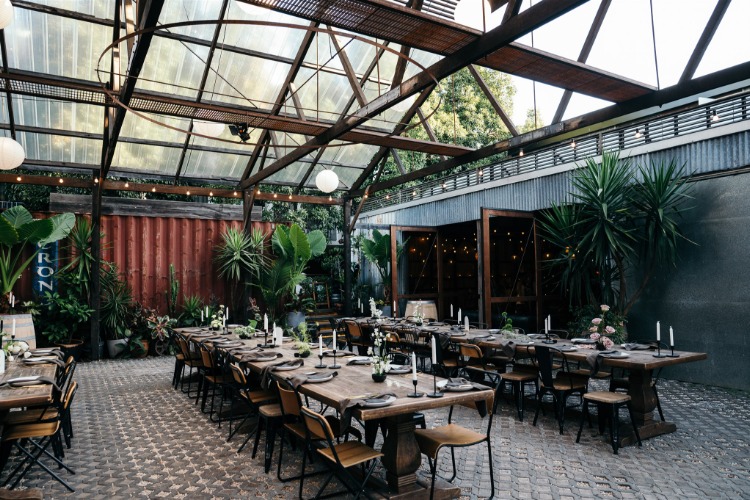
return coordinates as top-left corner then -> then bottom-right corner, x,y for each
204,52 -> 291,111
695,0 -> 750,79
23,0 -> 113,19
225,1 -> 310,59
134,38 -> 209,99
10,97 -> 102,135
402,49 -> 443,81
158,0 -> 223,41
112,143 -> 184,176
320,142 -> 378,168
182,150 -> 248,180
18,131 -> 101,165
4,9 -> 111,82
293,67 -> 354,122
305,32 -> 344,71
120,112 -> 188,144
190,127 -> 263,151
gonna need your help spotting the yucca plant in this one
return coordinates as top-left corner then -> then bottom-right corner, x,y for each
538,152 -> 693,315
214,227 -> 269,316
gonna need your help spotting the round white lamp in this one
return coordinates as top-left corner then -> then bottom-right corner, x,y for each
0,0 -> 14,30
0,138 -> 25,170
315,169 -> 339,193
192,120 -> 225,137
453,0 -> 489,31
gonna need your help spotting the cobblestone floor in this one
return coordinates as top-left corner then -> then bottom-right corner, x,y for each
4,357 -> 749,499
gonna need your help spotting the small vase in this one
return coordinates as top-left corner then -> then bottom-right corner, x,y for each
372,372 -> 387,383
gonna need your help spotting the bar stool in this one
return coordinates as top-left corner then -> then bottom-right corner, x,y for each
576,391 -> 642,454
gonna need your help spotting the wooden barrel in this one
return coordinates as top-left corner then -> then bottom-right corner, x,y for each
404,300 -> 438,321
0,314 -> 37,350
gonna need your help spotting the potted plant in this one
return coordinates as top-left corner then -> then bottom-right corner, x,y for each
260,224 -> 326,326
126,303 -> 153,358
147,313 -> 176,355
0,206 -> 75,348
361,229 -> 407,306
290,322 -> 312,358
214,227 -> 269,321
100,262 -> 133,358
33,290 -> 93,359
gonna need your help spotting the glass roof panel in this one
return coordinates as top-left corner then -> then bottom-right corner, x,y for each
4,9 -> 111,82
10,96 -> 102,134
182,150 -> 247,180
695,1 -> 750,78
134,38 -> 209,99
26,0 -> 113,19
225,1 -> 309,59
293,67 -> 355,123
305,32 -> 345,72
18,131 -> 101,165
112,143 -> 183,176
320,143 -> 378,169
514,2 -> 598,61
158,0 -> 222,41
190,127 -> 263,151
120,112 -> 188,144
0,98 -> 9,123
402,48 -> 442,80
204,52 -> 290,111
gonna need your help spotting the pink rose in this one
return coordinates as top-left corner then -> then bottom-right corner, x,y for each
589,326 -> 598,333
600,305 -> 610,312
591,318 -> 602,325
603,337 -> 615,349
605,325 -> 616,334
590,332 -> 601,341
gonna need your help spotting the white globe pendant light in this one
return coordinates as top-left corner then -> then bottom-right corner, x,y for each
0,137 -> 25,170
0,0 -> 14,30
192,120 -> 225,137
315,169 -> 339,193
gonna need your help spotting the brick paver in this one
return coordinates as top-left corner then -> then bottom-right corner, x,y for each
3,357 -> 749,499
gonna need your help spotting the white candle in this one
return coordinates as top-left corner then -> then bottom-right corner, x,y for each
450,303 -> 453,317
411,352 -> 417,381
656,321 -> 660,342
431,335 -> 437,365
464,315 -> 470,331
223,317 -> 227,328
205,306 -> 209,318
393,301 -> 397,316
264,314 -> 269,332
201,311 -> 204,323
548,315 -> 551,331
360,303 -> 363,314
12,319 -> 16,338
458,308 -> 462,323
358,297 -> 361,308
669,326 -> 674,347
225,308 -> 229,320
10,294 -> 14,309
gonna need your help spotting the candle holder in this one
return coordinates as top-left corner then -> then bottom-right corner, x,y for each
316,354 -> 327,369
426,371 -> 443,398
407,378 -> 424,398
542,330 -> 557,344
329,349 -> 341,369
652,341 -> 678,358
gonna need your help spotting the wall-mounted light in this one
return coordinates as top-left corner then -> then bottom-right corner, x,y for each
519,149 -> 524,157
570,140 -> 576,149
711,109 -> 719,122
634,129 -> 642,138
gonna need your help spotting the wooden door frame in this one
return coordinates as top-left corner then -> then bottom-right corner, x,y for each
480,208 -> 541,329
390,225 -> 442,318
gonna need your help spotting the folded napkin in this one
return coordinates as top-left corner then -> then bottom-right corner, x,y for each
0,375 -> 60,392
22,357 -> 65,368
261,358 -> 305,389
340,392 -> 397,430
237,351 -> 282,363
288,371 -> 338,390
446,377 -> 490,391
347,358 -> 371,366
584,350 -> 622,375
30,349 -> 64,359
622,343 -> 651,350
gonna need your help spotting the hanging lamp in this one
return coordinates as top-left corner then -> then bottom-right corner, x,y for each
315,169 -> 339,193
0,0 -> 14,30
0,138 -> 25,170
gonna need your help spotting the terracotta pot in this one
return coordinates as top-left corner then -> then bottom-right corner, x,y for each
56,339 -> 84,361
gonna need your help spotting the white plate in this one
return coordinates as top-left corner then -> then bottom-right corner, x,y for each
361,395 -> 397,408
306,373 -> 335,383
274,363 -> 303,371
513,340 -> 535,345
572,338 -> 596,344
488,329 -> 500,334
603,352 -> 630,358
437,380 -> 473,392
450,332 -> 467,337
559,346 -> 578,352
251,356 -> 281,362
350,356 -> 371,363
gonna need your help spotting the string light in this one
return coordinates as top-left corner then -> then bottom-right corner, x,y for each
94,178 -> 99,184
273,193 -> 278,198
151,187 -> 156,192
124,182 -> 129,188
233,191 -> 238,196
209,191 -> 213,196
58,178 -> 64,184
288,194 -> 292,200
186,190 -> 191,195
328,195 -> 332,201
16,176 -> 21,182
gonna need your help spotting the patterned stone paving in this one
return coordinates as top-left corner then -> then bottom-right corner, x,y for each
3,357 -> 749,499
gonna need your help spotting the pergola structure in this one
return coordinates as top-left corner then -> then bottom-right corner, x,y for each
0,0 -> 747,357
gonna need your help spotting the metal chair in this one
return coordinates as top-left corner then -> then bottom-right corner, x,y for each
226,363 -> 277,452
532,345 -> 589,434
576,391 -> 642,454
300,406 -> 382,500
414,366 -> 500,499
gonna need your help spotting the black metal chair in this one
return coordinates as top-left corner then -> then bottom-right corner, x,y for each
532,345 -> 589,434
576,391 -> 642,454
414,366 -> 500,499
300,406 -> 382,500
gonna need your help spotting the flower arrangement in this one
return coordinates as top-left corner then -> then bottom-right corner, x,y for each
2,337 -> 29,360
367,327 -> 390,375
587,304 -> 626,349
210,305 -> 226,330
412,302 -> 424,325
369,298 -> 382,319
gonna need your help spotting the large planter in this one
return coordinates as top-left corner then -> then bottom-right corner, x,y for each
57,339 -> 84,361
0,313 -> 37,350
135,339 -> 150,358
286,311 -> 306,329
106,339 -> 128,358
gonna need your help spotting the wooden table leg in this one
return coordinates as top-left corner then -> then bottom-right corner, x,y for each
380,413 -> 422,494
622,369 -> 675,446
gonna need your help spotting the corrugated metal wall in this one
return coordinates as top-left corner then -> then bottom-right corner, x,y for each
15,214 -> 275,314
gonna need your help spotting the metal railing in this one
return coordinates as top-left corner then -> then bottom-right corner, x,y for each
362,92 -> 749,212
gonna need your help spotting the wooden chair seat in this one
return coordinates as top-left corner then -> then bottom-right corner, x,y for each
414,423 -> 486,459
3,422 -> 60,442
204,374 -> 232,385
317,440 -> 383,468
239,389 -> 278,405
2,409 -> 59,426
501,371 -> 536,382
175,353 -> 185,361
583,391 -> 631,404
259,403 -> 283,418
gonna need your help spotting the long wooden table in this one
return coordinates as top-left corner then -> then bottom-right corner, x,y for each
0,362 -> 57,411
181,328 -> 493,498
